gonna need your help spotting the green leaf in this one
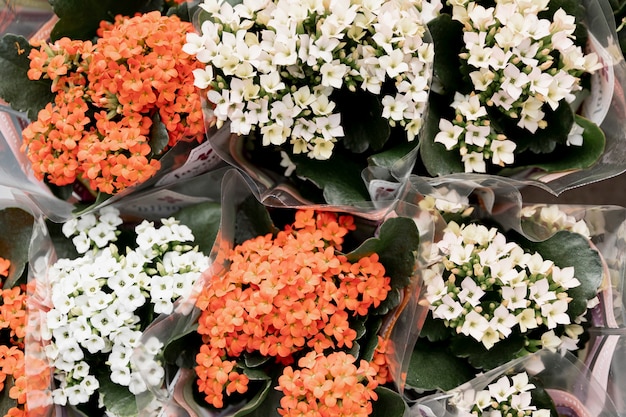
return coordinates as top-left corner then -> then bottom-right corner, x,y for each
420,312 -> 453,342
419,96 -> 464,176
97,375 -> 138,417
513,230 -> 604,318
358,317 -> 383,362
0,207 -> 34,287
371,386 -> 407,417
427,14 -> 466,94
241,367 -> 272,381
232,378 -> 280,417
346,217 -> 419,289
0,34 -> 54,120
234,195 -> 277,245
49,0 -> 156,41
450,333 -> 526,371
0,376 -> 17,417
292,152 -> 370,204
335,89 -> 390,153
163,326 -> 202,369
243,352 -> 272,368
370,287 -> 402,316
406,341 -> 475,391
367,139 -> 418,171
499,115 -> 605,175
173,202 -> 221,256
149,113 -> 171,158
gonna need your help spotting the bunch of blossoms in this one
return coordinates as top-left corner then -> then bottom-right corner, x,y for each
43,207 -> 210,407
0,259 -> 28,417
22,11 -> 205,197
447,371 -> 551,417
423,220 -> 587,352
195,209 -> 392,415
433,0 -> 603,173
185,0 -> 433,160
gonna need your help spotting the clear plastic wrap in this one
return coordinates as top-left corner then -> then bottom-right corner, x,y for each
132,169 -> 438,415
411,349 -> 622,417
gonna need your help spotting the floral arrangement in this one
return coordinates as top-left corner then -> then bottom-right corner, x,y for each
19,12 -> 204,200
194,209 -> 392,414
406,194 -> 604,393
184,0 -> 433,203
419,0 -> 607,177
40,207 -> 210,414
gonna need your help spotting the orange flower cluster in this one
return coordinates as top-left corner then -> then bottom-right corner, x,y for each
195,209 -> 392,412
22,11 -> 205,195
0,260 -> 27,417
276,351 -> 378,417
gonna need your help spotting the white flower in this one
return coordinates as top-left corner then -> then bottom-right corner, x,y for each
435,119 -> 464,150
434,294 -> 464,321
540,299 -> 570,329
462,151 -> 487,173
458,277 -> 485,307
489,375 -> 516,403
460,310 -> 490,341
490,138 -> 516,166
489,305 -> 517,337
540,330 -> 562,351
516,308 -> 539,333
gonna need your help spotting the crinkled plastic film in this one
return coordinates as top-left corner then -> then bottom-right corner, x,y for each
0,197 -> 60,416
133,169 -> 439,414
411,349 -> 621,417
509,0 -> 626,193
0,13 -> 226,223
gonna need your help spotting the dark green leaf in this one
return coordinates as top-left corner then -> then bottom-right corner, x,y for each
419,98 -> 464,176
243,352 -> 272,368
367,140 -> 418,171
173,202 -> 221,256
0,207 -> 34,287
241,367 -> 272,381
0,376 -> 17,416
513,230 -> 603,318
49,0 -> 156,40
232,378 -> 280,417
292,152 -> 370,204
163,325 -> 202,369
346,217 -> 419,289
358,317 -> 383,362
450,333 -> 526,371
97,375 -> 138,417
234,195 -> 276,245
370,287 -> 402,316
149,113 -> 171,158
499,115 -> 605,175
427,14 -> 466,94
0,34 -> 54,120
420,312 -> 453,342
371,386 -> 407,417
335,89 -> 390,153
406,341 -> 475,391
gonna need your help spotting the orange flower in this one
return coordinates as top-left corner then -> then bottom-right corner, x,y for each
194,210 -> 392,410
22,12 -> 206,196
0,258 -> 9,278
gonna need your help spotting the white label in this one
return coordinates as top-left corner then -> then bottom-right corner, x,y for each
581,34 -> 615,126
156,140 -> 222,187
118,189 -> 211,218
368,179 -> 401,202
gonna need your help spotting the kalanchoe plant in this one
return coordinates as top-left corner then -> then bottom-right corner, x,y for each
41,207 -> 211,415
185,0 -> 433,203
418,0 -> 607,178
407,198 -> 604,393
2,12 -> 206,204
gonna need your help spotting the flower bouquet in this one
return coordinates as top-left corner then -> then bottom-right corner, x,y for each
401,176 -> 612,395
22,192 -> 232,416
417,0 -> 626,193
0,0 -> 225,221
184,0 -> 434,206
132,171 -> 433,416
412,349 -> 622,417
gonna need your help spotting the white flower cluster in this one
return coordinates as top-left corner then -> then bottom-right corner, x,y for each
520,204 -> 591,238
434,0 -> 603,173
43,207 -> 210,406
452,372 -> 550,417
424,221 -> 585,351
185,0 -> 433,160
